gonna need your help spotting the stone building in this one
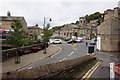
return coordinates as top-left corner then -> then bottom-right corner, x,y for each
28,24 -> 43,39
97,7 -> 120,51
0,11 -> 28,33
52,24 -> 80,38
87,19 -> 99,38
52,17 -> 98,39
79,17 -> 86,26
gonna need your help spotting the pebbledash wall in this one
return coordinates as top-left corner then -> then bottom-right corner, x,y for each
97,7 -> 120,51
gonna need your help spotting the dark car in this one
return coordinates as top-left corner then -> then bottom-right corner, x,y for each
90,40 -> 96,45
67,39 -> 77,43
64,38 -> 72,41
92,38 -> 97,41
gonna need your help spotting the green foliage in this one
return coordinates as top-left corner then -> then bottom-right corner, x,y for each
23,38 -> 33,46
6,17 -> 26,48
33,32 -> 38,40
75,21 -> 79,25
85,12 -> 103,24
97,17 -> 103,25
42,24 -> 52,43
51,24 -> 65,32
36,39 -> 41,44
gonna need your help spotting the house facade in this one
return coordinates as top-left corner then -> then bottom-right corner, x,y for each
28,24 -> 43,39
97,7 -> 120,51
0,11 -> 28,33
52,24 -> 77,38
52,19 -> 98,39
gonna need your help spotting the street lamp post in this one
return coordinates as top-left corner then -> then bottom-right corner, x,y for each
43,17 -> 52,54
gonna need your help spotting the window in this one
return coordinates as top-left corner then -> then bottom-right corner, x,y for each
30,29 -> 32,33
84,20 -> 86,23
119,9 -> 120,16
81,20 -> 82,23
67,33 -> 68,36
64,33 -> 66,35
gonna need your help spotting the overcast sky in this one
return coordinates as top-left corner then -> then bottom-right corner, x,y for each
0,0 -> 119,29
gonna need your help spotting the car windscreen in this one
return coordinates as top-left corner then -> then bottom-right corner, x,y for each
55,40 -> 60,41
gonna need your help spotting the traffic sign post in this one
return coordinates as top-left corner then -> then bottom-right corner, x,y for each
110,63 -> 115,80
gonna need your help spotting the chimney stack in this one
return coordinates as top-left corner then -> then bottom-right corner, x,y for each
7,11 -> 11,17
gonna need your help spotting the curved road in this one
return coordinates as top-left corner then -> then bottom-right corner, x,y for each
24,41 -> 88,69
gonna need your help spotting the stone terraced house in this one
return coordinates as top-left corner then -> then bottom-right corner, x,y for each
0,11 -> 28,33
97,7 -> 120,51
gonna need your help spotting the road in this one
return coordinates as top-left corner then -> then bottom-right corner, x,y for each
23,41 -> 88,69
90,51 -> 120,79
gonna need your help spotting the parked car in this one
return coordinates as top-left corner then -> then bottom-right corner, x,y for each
67,39 -> 77,44
92,38 -> 97,41
90,40 -> 96,45
75,39 -> 83,43
50,39 -> 62,44
64,38 -> 72,41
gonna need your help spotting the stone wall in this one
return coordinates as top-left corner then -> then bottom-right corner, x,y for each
1,21 -> 12,30
104,7 -> 119,21
21,17 -> 28,33
97,16 -> 120,51
2,46 -> 32,62
2,54 -> 96,79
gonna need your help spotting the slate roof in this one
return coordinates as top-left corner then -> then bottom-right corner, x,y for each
0,16 -> 24,21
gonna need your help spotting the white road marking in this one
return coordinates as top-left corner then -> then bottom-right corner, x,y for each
62,58 -> 66,60
73,47 -> 77,50
68,51 -> 74,56
60,58 -> 66,62
59,60 -> 63,62
28,67 -> 32,69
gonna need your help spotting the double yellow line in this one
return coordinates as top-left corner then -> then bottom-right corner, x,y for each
81,62 -> 101,80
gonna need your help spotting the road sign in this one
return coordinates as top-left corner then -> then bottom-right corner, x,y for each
110,63 -> 115,80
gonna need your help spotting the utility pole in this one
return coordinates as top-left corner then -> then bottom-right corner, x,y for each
43,17 -> 52,54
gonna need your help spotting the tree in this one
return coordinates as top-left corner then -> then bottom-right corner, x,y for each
6,17 -> 25,64
33,32 -> 38,40
75,21 -> 79,25
42,23 -> 52,54
51,24 -> 65,32
85,12 -> 103,24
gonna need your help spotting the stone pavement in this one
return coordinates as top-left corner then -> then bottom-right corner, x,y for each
1,45 -> 61,73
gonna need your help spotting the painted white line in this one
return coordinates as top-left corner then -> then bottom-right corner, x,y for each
68,51 -> 74,56
18,68 -> 24,72
73,47 -> 77,50
63,58 -> 66,60
60,58 -> 66,62
28,67 -> 32,69
59,60 -> 63,62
